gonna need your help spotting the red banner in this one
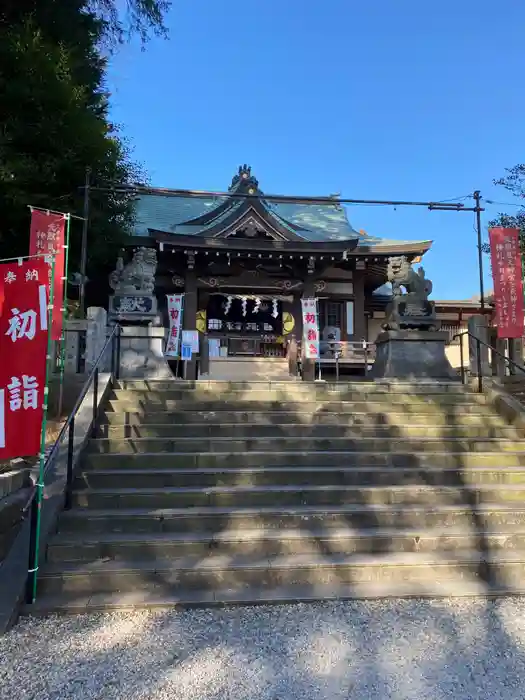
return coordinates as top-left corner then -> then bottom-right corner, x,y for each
29,210 -> 66,341
489,227 -> 524,338
0,259 -> 49,459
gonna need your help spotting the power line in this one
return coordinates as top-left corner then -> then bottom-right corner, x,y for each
86,182 -> 483,212
485,199 -> 525,208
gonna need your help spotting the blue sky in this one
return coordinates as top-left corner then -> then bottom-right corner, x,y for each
107,0 -> 524,299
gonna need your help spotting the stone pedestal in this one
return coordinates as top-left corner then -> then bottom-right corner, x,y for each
468,315 -> 491,376
85,307 -> 108,372
118,326 -> 175,379
108,293 -> 158,324
371,330 -> 458,380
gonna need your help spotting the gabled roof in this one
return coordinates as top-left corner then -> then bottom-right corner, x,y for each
131,165 -> 432,254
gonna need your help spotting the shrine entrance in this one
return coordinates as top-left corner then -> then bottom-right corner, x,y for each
203,293 -> 291,357
197,292 -> 294,381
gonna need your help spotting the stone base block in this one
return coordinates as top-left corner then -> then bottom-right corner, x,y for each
204,358 -> 293,382
118,326 -> 174,379
371,330 -> 458,381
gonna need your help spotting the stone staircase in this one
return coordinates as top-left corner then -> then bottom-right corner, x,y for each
28,379 -> 525,614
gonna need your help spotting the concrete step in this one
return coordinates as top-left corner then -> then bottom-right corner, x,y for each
57,503 -> 525,535
25,577 -> 525,616
109,387 -> 478,403
35,550 -> 525,598
107,396 -> 489,413
100,409 -> 514,428
45,527 -> 525,564
83,451 -> 525,469
70,484 -> 525,510
86,436 -> 525,455
114,380 -> 471,395
75,466 -> 525,490
96,423 -> 523,440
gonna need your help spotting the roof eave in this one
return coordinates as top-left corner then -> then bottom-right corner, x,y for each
355,240 -> 433,255
148,229 -> 360,253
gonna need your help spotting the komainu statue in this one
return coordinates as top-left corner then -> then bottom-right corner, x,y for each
383,255 -> 439,331
109,247 -> 157,295
388,256 -> 433,299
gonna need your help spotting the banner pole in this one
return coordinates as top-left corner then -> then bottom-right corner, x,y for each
57,215 -> 71,417
0,254 -> 51,263
27,255 -> 56,604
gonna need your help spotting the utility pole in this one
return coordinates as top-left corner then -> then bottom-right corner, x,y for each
473,190 -> 485,313
79,166 -> 91,318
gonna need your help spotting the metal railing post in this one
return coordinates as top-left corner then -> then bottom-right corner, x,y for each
110,328 -> 116,376
92,367 -> 99,436
115,325 -> 121,380
64,417 -> 75,510
459,334 -> 465,384
363,340 -> 369,378
476,337 -> 483,393
25,493 -> 39,604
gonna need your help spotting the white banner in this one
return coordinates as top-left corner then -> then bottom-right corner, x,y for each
165,294 -> 184,356
301,298 -> 320,359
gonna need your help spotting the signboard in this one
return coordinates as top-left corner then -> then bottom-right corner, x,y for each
165,294 -> 184,356
181,344 -> 192,360
182,329 -> 199,353
0,258 -> 50,459
29,210 -> 66,341
301,298 -> 320,359
112,295 -> 154,314
208,338 -> 221,358
488,227 -> 524,338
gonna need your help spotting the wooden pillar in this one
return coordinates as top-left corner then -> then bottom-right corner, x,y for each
288,334 -> 298,377
291,293 -> 303,339
200,332 -> 210,376
183,268 -> 198,380
353,270 -> 366,341
302,279 -> 316,382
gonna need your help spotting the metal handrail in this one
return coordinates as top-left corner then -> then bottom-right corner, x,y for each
25,324 -> 121,604
452,330 -> 525,393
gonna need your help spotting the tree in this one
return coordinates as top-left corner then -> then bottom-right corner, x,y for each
0,1 -> 171,46
0,0 -> 168,271
88,0 -> 171,45
486,164 -> 525,255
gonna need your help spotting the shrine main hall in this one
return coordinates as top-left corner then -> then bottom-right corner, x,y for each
125,165 -> 445,379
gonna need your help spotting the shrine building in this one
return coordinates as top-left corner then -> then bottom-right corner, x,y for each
125,165 -> 436,379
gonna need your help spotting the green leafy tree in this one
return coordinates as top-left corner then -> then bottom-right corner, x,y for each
0,0 -> 168,270
482,165 -> 525,259
88,0 -> 171,45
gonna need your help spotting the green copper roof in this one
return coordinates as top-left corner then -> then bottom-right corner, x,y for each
131,166 -> 431,251
132,194 -> 226,236
132,193 -> 360,241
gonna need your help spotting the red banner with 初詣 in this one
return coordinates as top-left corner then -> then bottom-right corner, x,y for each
29,209 -> 66,341
489,226 -> 524,339
0,258 -> 49,459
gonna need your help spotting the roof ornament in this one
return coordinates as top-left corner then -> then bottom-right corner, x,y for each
229,164 -> 259,192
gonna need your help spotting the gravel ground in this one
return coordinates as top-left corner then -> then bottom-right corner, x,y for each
1,598 -> 525,699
